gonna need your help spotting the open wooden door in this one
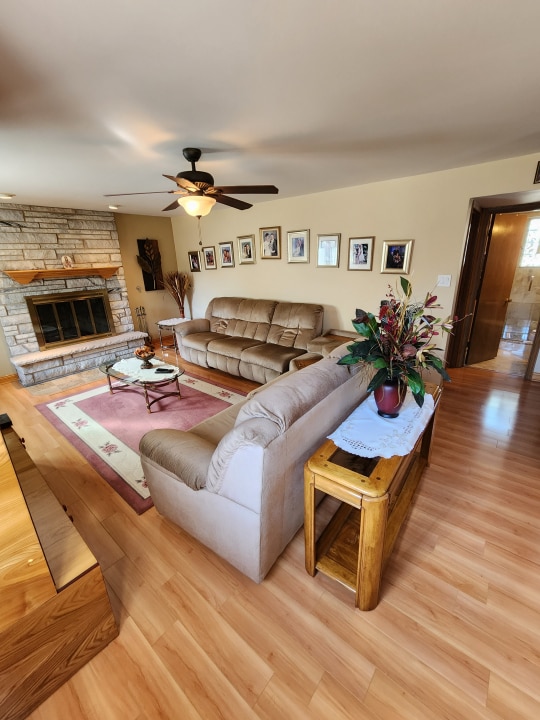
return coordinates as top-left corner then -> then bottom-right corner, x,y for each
466,213 -> 527,365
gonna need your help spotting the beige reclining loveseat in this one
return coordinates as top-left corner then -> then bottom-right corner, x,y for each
174,297 -> 324,384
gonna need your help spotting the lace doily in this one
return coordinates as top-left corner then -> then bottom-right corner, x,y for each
328,392 -> 435,458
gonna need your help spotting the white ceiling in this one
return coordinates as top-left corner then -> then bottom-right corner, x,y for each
2,0 -> 540,217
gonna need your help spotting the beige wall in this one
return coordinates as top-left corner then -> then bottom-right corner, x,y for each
170,152 -> 540,348
115,213 -> 181,342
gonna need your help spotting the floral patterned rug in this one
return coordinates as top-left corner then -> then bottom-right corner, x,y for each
36,373 -> 245,513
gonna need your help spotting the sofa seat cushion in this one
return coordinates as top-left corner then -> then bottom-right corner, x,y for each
189,402 -> 245,446
239,342 -> 306,373
182,331 -> 224,352
207,335 -> 265,360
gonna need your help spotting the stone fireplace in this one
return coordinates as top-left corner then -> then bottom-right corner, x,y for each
0,203 -> 147,385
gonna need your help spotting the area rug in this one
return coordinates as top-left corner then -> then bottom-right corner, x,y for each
36,373 -> 246,513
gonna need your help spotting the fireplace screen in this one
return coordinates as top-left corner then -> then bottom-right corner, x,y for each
26,289 -> 115,350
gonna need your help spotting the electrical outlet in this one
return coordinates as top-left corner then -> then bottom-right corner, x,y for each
437,274 -> 451,287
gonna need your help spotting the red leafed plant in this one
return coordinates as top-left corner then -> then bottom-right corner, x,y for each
338,277 -> 458,407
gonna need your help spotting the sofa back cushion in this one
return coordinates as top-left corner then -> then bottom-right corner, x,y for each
266,302 -> 324,349
206,297 -> 277,341
235,357 -> 363,432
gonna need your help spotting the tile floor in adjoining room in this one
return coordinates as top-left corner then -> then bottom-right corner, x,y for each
468,338 -> 531,376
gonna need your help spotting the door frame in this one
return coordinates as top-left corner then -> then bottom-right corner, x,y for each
446,196 -> 540,370
525,319 -> 540,379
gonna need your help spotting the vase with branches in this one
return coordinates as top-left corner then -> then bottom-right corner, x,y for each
338,277 -> 462,416
163,271 -> 192,318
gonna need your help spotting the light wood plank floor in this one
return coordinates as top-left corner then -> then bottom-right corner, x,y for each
1,359 -> 539,719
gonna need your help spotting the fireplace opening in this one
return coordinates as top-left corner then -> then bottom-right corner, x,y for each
26,289 -> 115,350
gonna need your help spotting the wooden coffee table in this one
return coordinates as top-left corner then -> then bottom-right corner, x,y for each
304,384 -> 441,610
100,357 -> 184,413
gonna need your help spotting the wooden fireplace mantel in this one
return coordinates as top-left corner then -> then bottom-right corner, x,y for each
3,265 -> 121,285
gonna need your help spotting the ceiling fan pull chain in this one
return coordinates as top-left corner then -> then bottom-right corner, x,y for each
197,216 -> 203,246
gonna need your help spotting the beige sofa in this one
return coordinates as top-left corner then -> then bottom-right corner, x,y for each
139,345 -> 368,583
174,297 -> 325,383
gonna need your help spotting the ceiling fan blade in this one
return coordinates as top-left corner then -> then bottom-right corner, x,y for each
104,190 -> 175,197
213,185 -> 279,194
163,174 -> 199,192
162,199 -> 181,212
215,194 -> 252,210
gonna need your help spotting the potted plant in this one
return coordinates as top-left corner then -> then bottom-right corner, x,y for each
338,277 -> 458,417
163,271 -> 192,318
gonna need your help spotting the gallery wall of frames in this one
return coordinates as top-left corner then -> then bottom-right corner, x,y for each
188,227 -> 414,274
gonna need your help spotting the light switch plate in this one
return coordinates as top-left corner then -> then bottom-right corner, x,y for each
437,274 -> 451,287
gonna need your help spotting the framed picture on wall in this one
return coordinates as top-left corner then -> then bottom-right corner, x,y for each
381,240 -> 414,273
219,242 -> 235,268
259,226 -> 281,259
188,250 -> 201,272
202,246 -> 217,270
348,236 -> 374,270
287,230 -> 310,263
237,235 -> 255,264
317,234 -> 340,267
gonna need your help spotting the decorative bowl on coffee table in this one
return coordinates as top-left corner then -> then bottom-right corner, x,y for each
134,345 -> 155,369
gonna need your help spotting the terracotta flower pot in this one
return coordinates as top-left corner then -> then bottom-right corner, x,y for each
373,378 -> 407,418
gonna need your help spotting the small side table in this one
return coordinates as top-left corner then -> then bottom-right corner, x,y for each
304,384 -> 441,611
156,318 -> 189,354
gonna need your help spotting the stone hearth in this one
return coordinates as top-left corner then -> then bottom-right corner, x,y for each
11,330 -> 147,386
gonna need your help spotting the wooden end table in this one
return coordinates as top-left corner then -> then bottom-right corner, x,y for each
304,384 -> 441,611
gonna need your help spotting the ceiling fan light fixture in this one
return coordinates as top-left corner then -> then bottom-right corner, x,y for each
178,194 -> 216,217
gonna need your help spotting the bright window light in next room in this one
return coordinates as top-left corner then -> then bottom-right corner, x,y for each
520,217 -> 540,267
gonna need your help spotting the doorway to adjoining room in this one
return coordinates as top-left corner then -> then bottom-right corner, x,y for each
467,213 -> 539,378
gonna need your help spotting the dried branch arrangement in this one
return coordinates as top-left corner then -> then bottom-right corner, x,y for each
163,271 -> 192,317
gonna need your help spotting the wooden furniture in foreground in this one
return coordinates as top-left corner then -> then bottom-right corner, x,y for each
304,384 -> 441,611
0,421 -> 118,720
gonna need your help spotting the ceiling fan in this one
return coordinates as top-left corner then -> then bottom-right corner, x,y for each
105,147 -> 279,216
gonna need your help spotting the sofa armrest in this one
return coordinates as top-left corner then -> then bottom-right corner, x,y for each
139,429 -> 216,490
175,318 -> 210,337
307,336 -> 348,356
